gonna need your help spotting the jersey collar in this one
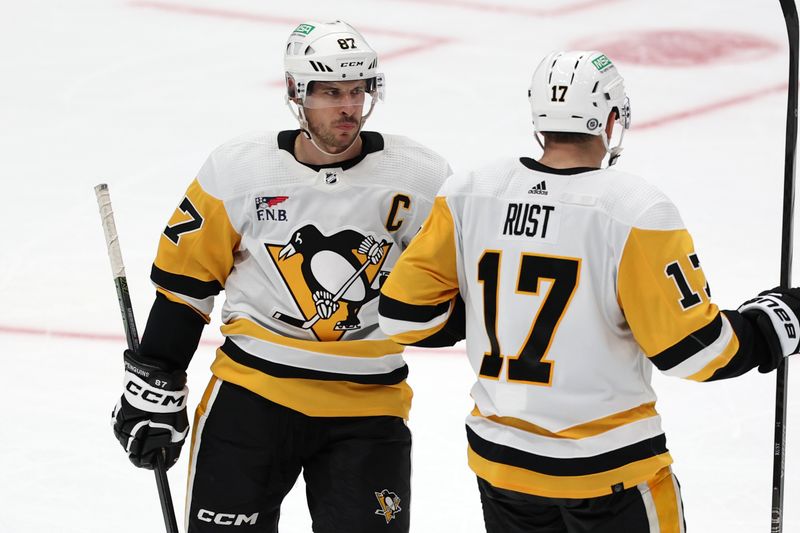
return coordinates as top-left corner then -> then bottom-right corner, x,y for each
520,157 -> 599,175
278,130 -> 385,172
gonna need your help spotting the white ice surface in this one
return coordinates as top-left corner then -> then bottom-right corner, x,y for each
1,0 -> 799,531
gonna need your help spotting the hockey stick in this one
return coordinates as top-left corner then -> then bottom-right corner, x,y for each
94,184 -> 180,533
273,240 -> 387,330
772,1 -> 798,532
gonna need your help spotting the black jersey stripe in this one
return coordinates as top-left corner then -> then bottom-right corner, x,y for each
379,294 -> 451,323
466,426 -> 668,477
221,338 -> 408,385
648,313 -> 723,371
151,264 -> 223,300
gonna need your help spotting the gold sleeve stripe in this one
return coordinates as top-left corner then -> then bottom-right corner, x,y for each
648,313 -> 722,370
381,196 -> 459,306
211,350 -> 412,419
221,317 -> 402,358
471,402 -> 658,440
156,287 -> 211,323
467,447 -> 673,499
154,178 -> 241,286
388,318 -> 449,345
618,228 -> 718,356
686,333 -> 741,382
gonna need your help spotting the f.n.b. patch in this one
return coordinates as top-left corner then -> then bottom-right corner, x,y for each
256,196 -> 289,222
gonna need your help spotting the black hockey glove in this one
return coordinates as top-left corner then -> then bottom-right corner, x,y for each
738,287 -> 800,372
112,350 -> 189,470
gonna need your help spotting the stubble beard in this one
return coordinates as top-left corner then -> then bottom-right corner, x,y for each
308,116 -> 361,154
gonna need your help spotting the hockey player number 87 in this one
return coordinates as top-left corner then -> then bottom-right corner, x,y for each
477,251 -> 581,386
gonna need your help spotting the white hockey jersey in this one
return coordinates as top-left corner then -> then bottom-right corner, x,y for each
151,130 -> 450,418
380,157 -> 762,498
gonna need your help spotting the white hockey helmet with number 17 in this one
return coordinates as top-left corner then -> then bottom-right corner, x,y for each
284,21 -> 385,127
529,50 -> 631,164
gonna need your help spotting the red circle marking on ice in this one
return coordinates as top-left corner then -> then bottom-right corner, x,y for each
575,30 -> 779,67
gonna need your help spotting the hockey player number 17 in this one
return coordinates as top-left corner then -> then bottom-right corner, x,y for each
477,251 -> 580,386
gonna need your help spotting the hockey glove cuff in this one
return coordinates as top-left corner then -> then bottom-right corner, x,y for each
738,288 -> 800,372
112,350 -> 189,470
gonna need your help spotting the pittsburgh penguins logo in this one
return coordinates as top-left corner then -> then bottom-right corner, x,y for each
374,489 -> 402,523
266,225 -> 392,341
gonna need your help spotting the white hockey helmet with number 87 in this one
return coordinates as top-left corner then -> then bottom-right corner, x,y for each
284,21 -> 385,124
529,50 -> 631,164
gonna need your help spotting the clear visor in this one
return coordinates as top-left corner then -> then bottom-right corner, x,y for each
302,81 -> 376,110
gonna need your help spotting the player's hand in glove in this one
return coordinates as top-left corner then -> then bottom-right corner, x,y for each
358,236 -> 384,265
313,290 -> 339,319
738,287 -> 800,372
112,350 -> 189,470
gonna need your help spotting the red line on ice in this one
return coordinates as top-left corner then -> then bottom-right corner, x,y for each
635,83 -> 788,131
386,0 -> 621,17
0,324 -> 219,346
131,0 -> 453,90
0,324 -> 465,355
129,1 -> 454,42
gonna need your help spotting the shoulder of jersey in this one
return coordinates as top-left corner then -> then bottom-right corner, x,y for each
594,168 -> 684,230
378,133 -> 452,197
196,130 -> 280,200
439,157 -> 520,197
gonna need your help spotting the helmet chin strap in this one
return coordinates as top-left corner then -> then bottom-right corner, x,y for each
603,125 -> 626,167
285,97 -> 378,158
534,131 -> 546,152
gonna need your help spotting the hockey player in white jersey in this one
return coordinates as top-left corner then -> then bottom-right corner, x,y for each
110,21 -> 453,532
378,50 -> 800,532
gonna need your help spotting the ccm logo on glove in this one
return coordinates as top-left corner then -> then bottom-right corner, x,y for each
125,379 -> 186,408
123,371 -> 188,413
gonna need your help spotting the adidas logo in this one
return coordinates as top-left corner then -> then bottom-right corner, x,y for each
528,181 -> 548,195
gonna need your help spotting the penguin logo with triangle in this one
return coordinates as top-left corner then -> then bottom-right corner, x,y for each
265,224 -> 392,341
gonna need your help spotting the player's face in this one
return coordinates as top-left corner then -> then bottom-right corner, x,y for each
303,80 -> 369,153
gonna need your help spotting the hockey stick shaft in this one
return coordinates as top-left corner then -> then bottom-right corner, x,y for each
773,1 -> 798,532
94,184 -> 180,533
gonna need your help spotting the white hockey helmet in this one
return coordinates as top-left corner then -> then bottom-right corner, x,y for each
529,50 -> 631,164
284,21 -> 384,111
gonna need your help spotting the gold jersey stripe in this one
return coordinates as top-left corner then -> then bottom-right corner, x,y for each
381,196 -> 459,306
468,446 -> 673,499
618,228 -> 719,357
221,317 -> 402,358
648,466 -> 683,533
388,316 -> 449,345
686,332 -> 741,382
156,287 -> 211,323
210,350 -> 412,419
471,401 -> 658,439
154,178 -> 241,286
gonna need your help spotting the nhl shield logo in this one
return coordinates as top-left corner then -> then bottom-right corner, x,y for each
265,224 -> 392,341
374,489 -> 401,524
